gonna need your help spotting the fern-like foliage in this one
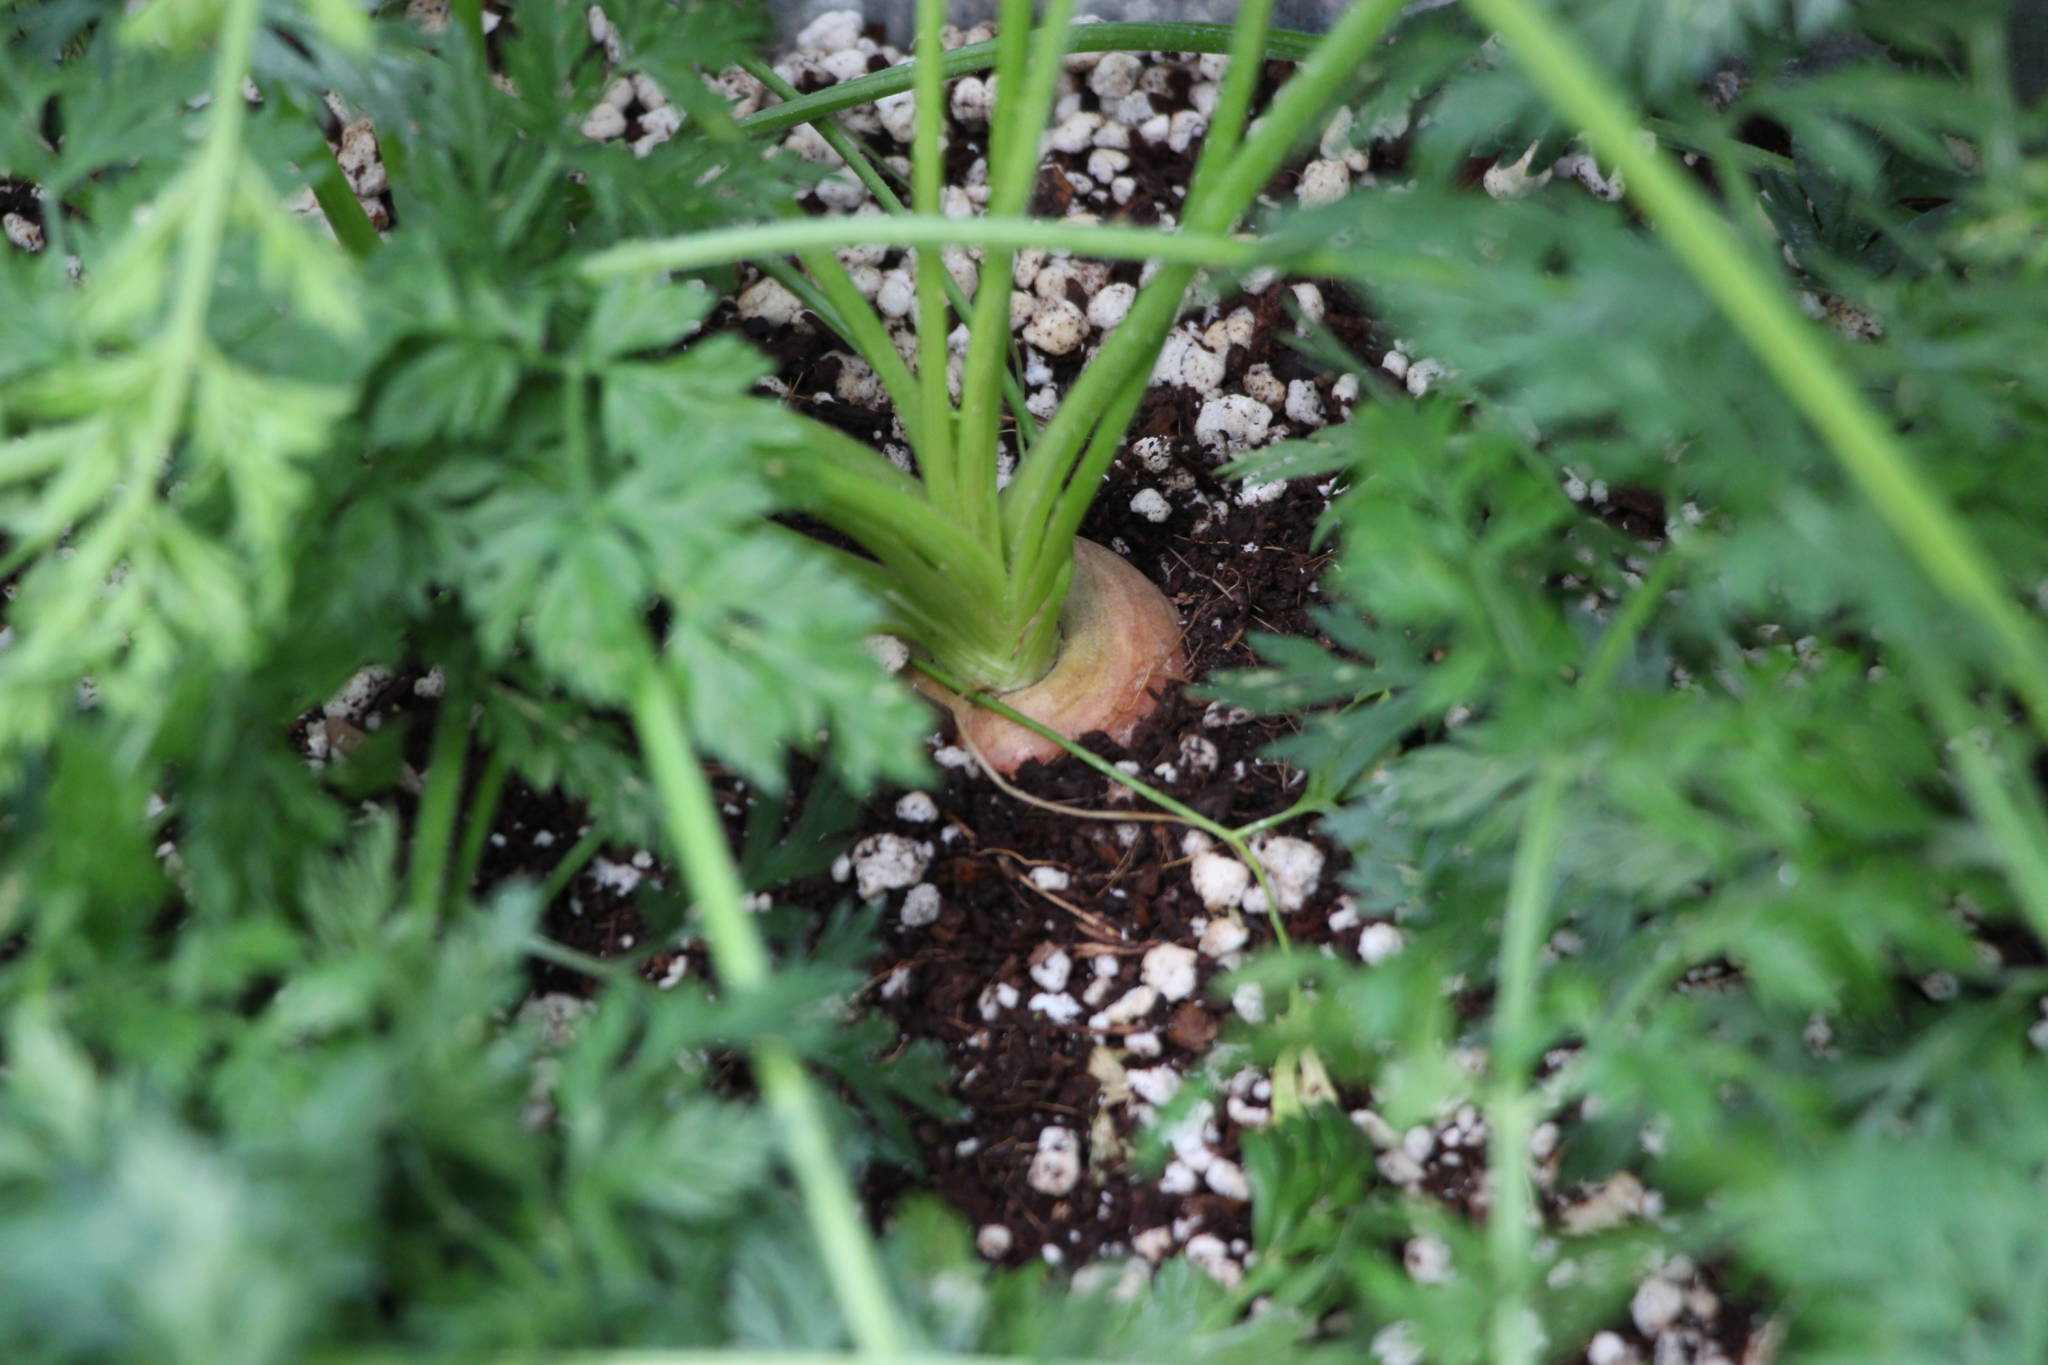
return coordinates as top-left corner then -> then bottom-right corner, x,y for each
1218,4 -> 2048,1361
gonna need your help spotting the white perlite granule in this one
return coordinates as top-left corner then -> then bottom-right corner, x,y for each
899,882 -> 941,927
1189,851 -> 1251,910
1198,915 -> 1249,958
893,791 -> 938,822
1030,947 -> 1073,993
1296,158 -> 1351,206
1022,298 -> 1088,354
1243,834 -> 1323,912
1093,985 -> 1159,1028
1194,394 -> 1273,453
1130,488 -> 1171,522
1029,865 -> 1071,893
1359,921 -> 1405,964
1087,279 -> 1136,329
850,833 -> 933,900
1127,1065 -> 1181,1106
1140,943 -> 1200,1001
1028,1124 -> 1082,1195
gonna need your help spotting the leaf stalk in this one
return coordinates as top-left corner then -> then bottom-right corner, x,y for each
629,656 -> 906,1357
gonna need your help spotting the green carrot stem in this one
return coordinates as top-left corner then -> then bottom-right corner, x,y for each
1484,765 -> 1568,1365
1185,0 -> 1275,203
708,52 -> 928,451
765,418 -> 1013,618
628,658 -> 905,1356
451,747 -> 511,898
957,0 -> 1078,552
310,156 -> 381,258
740,56 -> 1020,447
910,0 -> 959,518
523,932 -> 621,981
1914,662 -> 2048,947
582,214 -> 1328,280
407,687 -> 472,918
535,826 -> 607,910
1004,0 -> 1407,589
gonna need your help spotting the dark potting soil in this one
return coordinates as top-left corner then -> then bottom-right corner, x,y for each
548,278 -> 1368,1274
11,14 -> 1780,1354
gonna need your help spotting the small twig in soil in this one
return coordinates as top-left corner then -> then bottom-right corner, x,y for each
997,854 -> 1125,943
933,669 -> 1293,950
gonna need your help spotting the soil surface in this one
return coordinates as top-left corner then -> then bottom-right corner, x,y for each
568,9 -> 1386,1291
0,9 -> 1770,1362
554,13 -> 1769,1359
